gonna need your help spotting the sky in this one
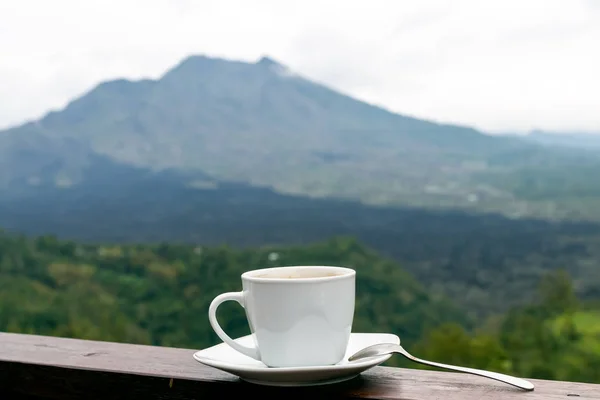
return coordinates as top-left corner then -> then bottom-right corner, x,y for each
1,0 -> 599,134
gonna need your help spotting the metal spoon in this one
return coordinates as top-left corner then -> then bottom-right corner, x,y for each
348,342 -> 534,391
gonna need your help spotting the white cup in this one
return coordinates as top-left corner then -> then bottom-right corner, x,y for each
208,265 -> 356,368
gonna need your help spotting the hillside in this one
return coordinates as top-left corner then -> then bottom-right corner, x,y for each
412,272 -> 600,384
2,54 -> 600,219
0,231 -> 466,348
2,167 -> 600,320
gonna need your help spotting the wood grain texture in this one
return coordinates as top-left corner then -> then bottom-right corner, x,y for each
1,332 -> 599,399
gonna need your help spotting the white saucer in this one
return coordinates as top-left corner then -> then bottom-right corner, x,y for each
193,332 -> 399,387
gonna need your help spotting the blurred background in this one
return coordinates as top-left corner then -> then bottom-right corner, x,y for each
1,0 -> 599,383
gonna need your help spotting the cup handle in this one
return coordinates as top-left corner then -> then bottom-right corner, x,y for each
208,291 -> 260,361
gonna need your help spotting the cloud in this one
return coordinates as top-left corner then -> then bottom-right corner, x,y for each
0,0 -> 598,133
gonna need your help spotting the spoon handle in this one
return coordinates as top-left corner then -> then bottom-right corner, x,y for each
399,347 -> 534,391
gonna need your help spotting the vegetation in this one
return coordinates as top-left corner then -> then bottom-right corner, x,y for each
3,179 -> 600,321
1,230 -> 598,383
412,269 -> 600,383
0,231 -> 467,348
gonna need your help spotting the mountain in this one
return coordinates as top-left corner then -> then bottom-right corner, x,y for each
3,54 -> 600,220
3,52 -> 600,316
525,129 -> 600,150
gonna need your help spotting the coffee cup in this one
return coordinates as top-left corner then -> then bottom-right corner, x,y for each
208,265 -> 356,368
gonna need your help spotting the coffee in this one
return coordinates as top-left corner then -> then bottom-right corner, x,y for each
253,268 -> 346,279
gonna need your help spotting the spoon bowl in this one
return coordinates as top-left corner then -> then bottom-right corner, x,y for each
348,341 -> 534,391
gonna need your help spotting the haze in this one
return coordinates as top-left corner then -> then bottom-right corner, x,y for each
1,0 -> 598,133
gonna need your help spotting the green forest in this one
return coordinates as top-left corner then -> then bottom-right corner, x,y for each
1,229 -> 599,384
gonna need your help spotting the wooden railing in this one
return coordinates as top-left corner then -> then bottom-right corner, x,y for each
1,332 -> 598,399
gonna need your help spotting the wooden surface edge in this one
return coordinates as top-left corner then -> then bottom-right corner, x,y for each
1,332 -> 599,400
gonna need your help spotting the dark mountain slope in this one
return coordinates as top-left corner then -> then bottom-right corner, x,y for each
2,161 -> 600,319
